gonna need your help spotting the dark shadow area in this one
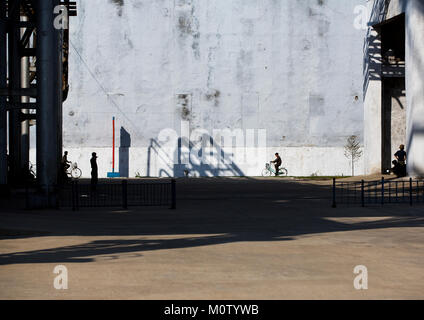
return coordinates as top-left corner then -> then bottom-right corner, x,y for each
363,1 -> 407,95
382,77 -> 406,172
119,127 -> 131,178
0,177 -> 424,265
363,28 -> 382,96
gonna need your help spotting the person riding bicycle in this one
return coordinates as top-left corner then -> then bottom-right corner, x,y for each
271,153 -> 282,177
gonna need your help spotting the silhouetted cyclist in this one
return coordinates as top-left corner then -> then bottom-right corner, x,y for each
271,153 -> 282,177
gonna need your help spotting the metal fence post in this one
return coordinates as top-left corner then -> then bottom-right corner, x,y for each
381,177 -> 385,206
361,180 -> 365,207
122,180 -> 128,209
75,180 -> 79,211
332,178 -> 337,208
71,181 -> 74,211
171,179 -> 176,210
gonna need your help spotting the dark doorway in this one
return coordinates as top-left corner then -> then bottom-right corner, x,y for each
382,78 -> 406,172
380,14 -> 406,173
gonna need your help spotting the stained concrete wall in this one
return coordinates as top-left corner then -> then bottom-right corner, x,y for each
364,0 -> 424,176
46,0 -> 368,178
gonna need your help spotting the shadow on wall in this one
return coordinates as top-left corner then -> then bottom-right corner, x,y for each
119,127 -> 131,177
363,0 -> 408,95
174,136 -> 245,177
146,136 -> 245,178
363,30 -> 382,96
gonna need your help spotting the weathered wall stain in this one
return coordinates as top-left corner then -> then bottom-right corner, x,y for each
62,0 -> 369,177
110,0 -> 124,17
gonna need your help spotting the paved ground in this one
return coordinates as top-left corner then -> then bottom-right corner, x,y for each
0,177 -> 423,299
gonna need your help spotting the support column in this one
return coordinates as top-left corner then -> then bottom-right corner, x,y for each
363,27 -> 383,175
0,0 -> 7,188
36,0 -> 61,194
8,0 -> 22,184
21,15 -> 30,175
405,0 -> 424,176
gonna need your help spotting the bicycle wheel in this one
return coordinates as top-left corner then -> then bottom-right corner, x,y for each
71,168 -> 82,179
262,168 -> 272,177
279,168 -> 288,176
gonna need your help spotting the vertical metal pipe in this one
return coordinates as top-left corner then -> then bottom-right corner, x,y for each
8,0 -> 22,183
20,15 -> 30,174
332,178 -> 336,208
171,179 -> 176,210
36,0 -> 61,193
122,180 -> 128,209
381,177 -> 385,206
0,0 -> 7,187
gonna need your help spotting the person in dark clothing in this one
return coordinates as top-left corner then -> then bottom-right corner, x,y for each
62,151 -> 71,172
271,153 -> 282,176
90,152 -> 98,190
394,144 -> 407,177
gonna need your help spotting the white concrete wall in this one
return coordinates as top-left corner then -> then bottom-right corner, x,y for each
364,0 -> 424,177
58,146 -> 363,178
405,0 -> 424,176
363,25 -> 382,175
45,0 -> 368,177
363,0 -> 403,175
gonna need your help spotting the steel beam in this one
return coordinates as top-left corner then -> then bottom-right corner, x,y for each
21,14 -> 30,174
0,0 -> 7,186
6,102 -> 37,110
36,0 -> 61,193
0,87 -> 37,97
8,0 -> 23,184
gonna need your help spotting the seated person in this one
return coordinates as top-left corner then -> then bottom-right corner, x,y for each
394,145 -> 407,177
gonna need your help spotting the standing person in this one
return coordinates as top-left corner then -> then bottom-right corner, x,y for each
90,152 -> 98,191
271,153 -> 282,177
394,144 -> 407,177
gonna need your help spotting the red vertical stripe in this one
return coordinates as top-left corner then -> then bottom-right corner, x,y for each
112,117 -> 115,171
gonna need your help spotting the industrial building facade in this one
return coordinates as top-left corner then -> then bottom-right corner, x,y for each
60,0 -> 367,178
1,0 -> 424,184
364,0 -> 424,177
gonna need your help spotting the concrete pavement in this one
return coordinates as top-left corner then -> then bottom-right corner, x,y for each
0,177 -> 423,299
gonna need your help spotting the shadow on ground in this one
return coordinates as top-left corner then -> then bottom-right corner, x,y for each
0,178 -> 423,265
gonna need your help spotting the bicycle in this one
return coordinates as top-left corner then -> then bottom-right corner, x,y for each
262,162 -> 288,177
66,162 -> 82,179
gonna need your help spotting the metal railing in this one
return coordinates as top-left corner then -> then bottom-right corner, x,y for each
60,179 -> 176,210
332,178 -> 424,207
